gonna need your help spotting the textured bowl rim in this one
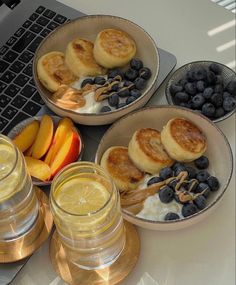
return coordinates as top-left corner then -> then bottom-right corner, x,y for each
33,14 -> 160,117
95,105 -> 234,225
165,60 -> 236,123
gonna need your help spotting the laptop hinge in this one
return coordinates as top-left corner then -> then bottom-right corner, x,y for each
2,0 -> 20,9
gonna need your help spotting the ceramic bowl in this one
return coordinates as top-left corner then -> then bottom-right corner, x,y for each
165,61 -> 236,123
95,106 -> 233,230
7,116 -> 84,186
33,15 -> 159,126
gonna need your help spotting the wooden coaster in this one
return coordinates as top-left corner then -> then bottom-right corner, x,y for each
50,221 -> 140,285
0,187 -> 53,263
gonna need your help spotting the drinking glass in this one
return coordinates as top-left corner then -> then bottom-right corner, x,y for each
50,161 -> 126,270
0,134 -> 39,241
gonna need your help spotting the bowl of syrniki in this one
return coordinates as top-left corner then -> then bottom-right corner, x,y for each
95,106 -> 233,230
33,15 -> 159,125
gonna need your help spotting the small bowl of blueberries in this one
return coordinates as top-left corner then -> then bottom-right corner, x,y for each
165,61 -> 236,122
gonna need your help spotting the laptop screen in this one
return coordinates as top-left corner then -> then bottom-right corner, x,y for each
0,0 -> 3,7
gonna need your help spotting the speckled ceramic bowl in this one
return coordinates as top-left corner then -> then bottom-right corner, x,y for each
95,106 -> 233,230
33,15 -> 160,125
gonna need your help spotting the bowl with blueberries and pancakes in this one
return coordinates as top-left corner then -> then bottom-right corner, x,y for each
95,106 -> 233,230
33,15 -> 159,125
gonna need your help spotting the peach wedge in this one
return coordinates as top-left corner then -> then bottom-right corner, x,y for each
24,156 -> 51,181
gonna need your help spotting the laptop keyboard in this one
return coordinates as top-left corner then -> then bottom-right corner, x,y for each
0,6 -> 69,135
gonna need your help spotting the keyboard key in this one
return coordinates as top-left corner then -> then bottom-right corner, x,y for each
6,36 -> 17,46
20,84 -> 36,98
54,14 -> 67,24
0,60 -> 9,73
23,63 -> 32,77
47,21 -> 59,30
5,84 -> 20,97
23,101 -> 41,116
29,78 -> 35,86
0,81 -> 7,92
12,31 -> 35,53
43,9 -> 56,19
0,95 -> 11,107
36,16 -> 50,26
14,74 -> 29,87
30,23 -> 43,34
28,36 -> 44,53
40,29 -> 51,37
22,20 -> 32,29
3,50 -> 18,63
36,6 -> 46,14
10,61 -> 25,73
2,106 -> 18,120
0,117 -> 8,132
18,51 -> 34,63
29,13 -> 39,21
14,27 -> 26,37
0,71 -> 16,84
32,92 -> 45,105
0,46 -> 8,56
2,112 -> 30,135
11,95 -> 27,108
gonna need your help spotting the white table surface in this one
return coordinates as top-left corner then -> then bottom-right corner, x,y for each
12,0 -> 236,284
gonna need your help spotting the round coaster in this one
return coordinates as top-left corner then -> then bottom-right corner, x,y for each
0,187 -> 53,263
50,221 -> 140,285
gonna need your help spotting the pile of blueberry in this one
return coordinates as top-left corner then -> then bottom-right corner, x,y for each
81,58 -> 152,113
147,155 -> 220,221
169,62 -> 236,119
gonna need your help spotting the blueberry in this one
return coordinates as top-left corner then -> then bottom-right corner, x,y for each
118,88 -> 130,97
172,162 -> 185,171
139,67 -> 152,80
123,80 -> 135,90
223,91 -> 231,99
194,195 -> 207,210
117,102 -> 126,109
111,83 -> 120,92
195,182 -> 210,197
194,156 -> 209,169
214,107 -> 225,118
185,166 -> 197,179
94,76 -> 106,85
147,176 -> 163,186
134,77 -> 147,90
100,106 -> 111,113
170,83 -> 183,95
81,78 -> 94,88
186,70 -> 195,82
126,96 -> 136,105
130,89 -> 142,99
210,93 -> 223,107
194,67 -> 207,81
164,212 -> 180,221
215,75 -> 223,85
178,78 -> 188,87
203,87 -> 214,99
223,96 -> 236,112
175,165 -> 187,176
174,92 -> 189,103
214,84 -> 223,94
182,203 -> 198,217
159,186 -> 174,203
168,178 -> 178,189
192,93 -> 205,109
108,68 -> 124,79
179,102 -> 192,109
124,68 -> 139,81
226,80 -> 236,96
108,93 -> 119,107
185,82 -> 197,95
130,58 -> 143,70
196,170 -> 210,182
159,167 -> 173,180
207,176 -> 220,191
196,80 -> 206,92
206,71 -> 217,85
186,180 -> 198,192
209,63 -> 222,75
202,103 -> 216,118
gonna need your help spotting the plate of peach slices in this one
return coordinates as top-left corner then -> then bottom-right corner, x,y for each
8,115 -> 83,186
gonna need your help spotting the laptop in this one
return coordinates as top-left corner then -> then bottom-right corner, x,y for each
0,0 -> 176,283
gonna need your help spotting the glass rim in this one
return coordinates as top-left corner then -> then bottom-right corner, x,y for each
0,135 -> 18,181
50,161 -> 116,217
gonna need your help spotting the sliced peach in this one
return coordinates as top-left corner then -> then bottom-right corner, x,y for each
24,156 -> 51,181
13,120 -> 40,152
24,143 -> 34,156
32,115 -> 54,159
50,131 -> 81,177
46,117 -> 74,165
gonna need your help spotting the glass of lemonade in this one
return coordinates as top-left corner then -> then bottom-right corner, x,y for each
50,161 -> 126,270
0,134 -> 39,241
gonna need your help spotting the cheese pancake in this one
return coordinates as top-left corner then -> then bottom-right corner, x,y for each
161,118 -> 207,162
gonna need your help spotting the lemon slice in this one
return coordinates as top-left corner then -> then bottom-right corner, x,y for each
54,177 -> 110,215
